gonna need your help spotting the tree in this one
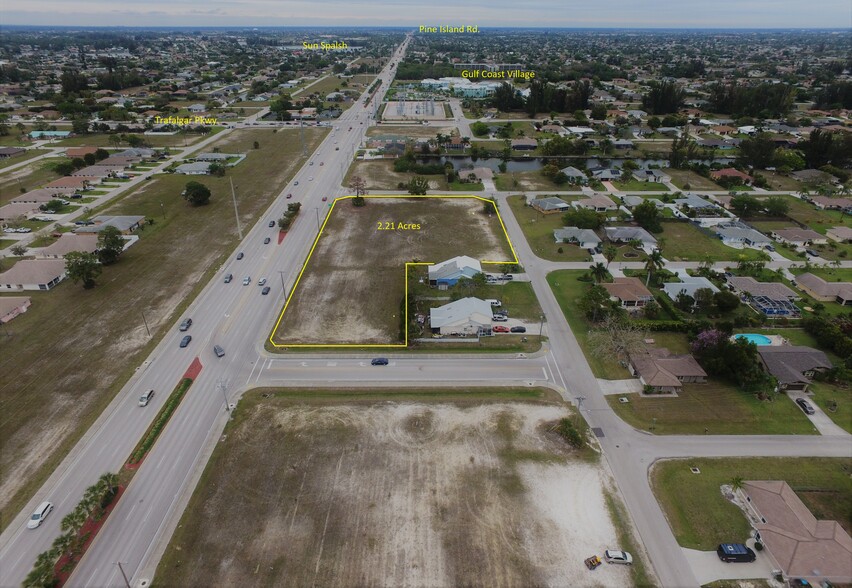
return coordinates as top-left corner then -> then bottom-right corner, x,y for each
643,249 -> 664,286
407,175 -> 428,195
730,194 -> 761,217
633,200 -> 662,233
730,476 -> 744,491
603,244 -> 618,268
764,196 -> 790,217
10,244 -> 27,256
579,284 -> 615,322
714,290 -> 740,312
253,141 -> 260,149
83,152 -> 96,166
71,157 -> 86,170
589,262 -> 609,284
348,175 -> 368,197
562,208 -> 603,230
97,226 -> 124,265
482,198 -> 497,214
182,181 -> 211,206
98,472 -> 119,500
693,288 -> 716,313
94,148 -> 109,162
589,314 -> 649,363
65,252 -> 102,289
642,80 -> 686,114
736,134 -> 776,169
643,299 -> 661,319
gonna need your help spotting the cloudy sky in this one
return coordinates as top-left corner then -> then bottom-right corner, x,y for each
1,0 -> 849,28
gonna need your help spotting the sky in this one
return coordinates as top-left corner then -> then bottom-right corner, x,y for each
1,0 -> 850,28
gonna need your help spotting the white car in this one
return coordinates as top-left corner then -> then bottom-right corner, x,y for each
258,278 -> 267,286
604,550 -> 633,565
243,276 -> 251,286
27,501 -> 53,529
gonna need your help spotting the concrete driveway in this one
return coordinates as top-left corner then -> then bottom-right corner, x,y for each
682,546 -> 776,585
787,391 -> 848,436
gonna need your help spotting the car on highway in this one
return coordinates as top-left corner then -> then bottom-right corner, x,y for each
236,252 -> 244,260
268,220 -> 275,227
510,326 -> 527,333
335,147 -> 339,150
371,358 -> 389,366
213,345 -> 225,358
179,335 -> 192,348
604,550 -> 633,565
294,181 -> 299,186
287,193 -> 293,199
27,502 -> 53,529
224,273 -> 233,283
138,389 -> 155,407
309,177 -> 313,181
261,286 -> 271,295
258,278 -> 267,286
322,196 -> 327,201
263,237 -> 271,244
493,325 -> 510,333
320,162 -> 324,166
309,161 -> 314,166
243,276 -> 251,285
795,398 -> 815,415
179,318 -> 192,331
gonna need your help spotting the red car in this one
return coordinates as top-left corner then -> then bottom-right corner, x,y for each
286,193 -> 292,199
492,325 -> 510,333
322,196 -> 328,201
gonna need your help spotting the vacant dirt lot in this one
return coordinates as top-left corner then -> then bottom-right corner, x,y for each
157,398 -> 633,588
273,196 -> 515,345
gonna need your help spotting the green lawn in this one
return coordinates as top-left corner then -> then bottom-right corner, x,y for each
506,195 -> 591,262
54,128 -> 223,148
779,195 -> 847,231
651,457 -> 852,550
789,266 -> 852,283
665,168 -> 722,191
809,381 -> 852,434
547,270 -> 630,379
606,381 -> 817,435
448,180 -> 483,191
755,170 -> 805,192
481,281 -> 543,321
658,222 -> 765,262
0,239 -> 16,249
494,170 -> 568,191
612,179 -> 668,192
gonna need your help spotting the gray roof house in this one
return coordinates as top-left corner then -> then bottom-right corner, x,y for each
674,193 -> 718,211
604,226 -> 658,251
559,166 -> 588,184
714,222 -> 771,247
757,346 -> 831,392
530,196 -> 570,214
429,297 -> 493,336
175,162 -> 211,175
633,169 -> 670,183
592,168 -> 621,181
75,215 -> 145,234
428,255 -> 482,288
662,275 -> 720,301
554,227 -> 601,249
195,152 -> 236,161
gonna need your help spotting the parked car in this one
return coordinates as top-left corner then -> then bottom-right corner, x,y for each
805,249 -> 819,257
263,237 -> 271,244
604,550 -> 633,565
236,252 -> 244,260
138,389 -> 155,407
510,326 -> 527,333
258,278 -> 267,286
213,345 -> 225,358
268,220 -> 276,227
486,299 -> 502,307
716,543 -> 756,563
795,398 -> 815,415
179,318 -> 192,331
261,286 -> 271,295
179,335 -> 192,348
494,310 -> 509,317
493,325 -> 510,333
371,358 -> 389,366
27,502 -> 53,529
224,273 -> 233,283
501,274 -> 514,280
243,276 -> 251,285
492,315 -> 508,322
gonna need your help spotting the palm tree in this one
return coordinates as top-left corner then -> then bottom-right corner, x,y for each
98,472 -> 119,499
589,262 -> 609,284
644,249 -> 664,286
60,508 -> 86,534
730,476 -> 744,491
603,245 -> 618,269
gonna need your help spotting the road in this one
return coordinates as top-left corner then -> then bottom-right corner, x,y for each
1,34 -> 849,588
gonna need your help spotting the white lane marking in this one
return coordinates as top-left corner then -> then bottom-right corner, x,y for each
547,351 -> 568,392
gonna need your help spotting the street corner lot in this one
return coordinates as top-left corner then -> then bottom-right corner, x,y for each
156,397 -> 633,588
271,195 -> 516,346
383,100 -> 450,121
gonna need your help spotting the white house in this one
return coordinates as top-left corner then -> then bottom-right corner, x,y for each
662,275 -> 720,302
554,227 -> 601,249
430,297 -> 494,336
0,259 -> 66,291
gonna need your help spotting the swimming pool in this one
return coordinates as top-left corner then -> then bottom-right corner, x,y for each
735,334 -> 772,346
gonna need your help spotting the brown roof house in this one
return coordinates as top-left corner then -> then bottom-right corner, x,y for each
794,272 -> 852,306
0,259 -> 66,291
602,277 -> 654,308
740,481 -> 852,585
66,146 -> 99,158
0,296 -> 31,323
711,167 -> 753,183
757,346 -> 831,392
38,233 -> 99,259
811,196 -> 852,211
572,194 -> 618,212
770,228 -> 827,247
628,347 -> 707,393
826,226 -> 852,243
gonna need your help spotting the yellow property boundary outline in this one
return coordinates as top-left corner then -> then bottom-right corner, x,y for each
269,194 -> 520,348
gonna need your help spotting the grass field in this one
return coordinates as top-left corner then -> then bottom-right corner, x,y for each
368,125 -> 457,138
755,170 -> 805,192
0,158 -> 70,205
156,390 -> 636,588
606,381 -> 817,435
658,222 -> 765,262
612,179 -> 668,192
0,126 -> 327,532
651,457 -> 852,550
494,170 -> 576,192
506,194 -> 590,262
301,74 -> 348,97
0,149 -> 50,171
665,168 -> 722,191
345,159 -> 447,190
53,129 -> 222,148
547,270 -> 631,379
272,196 -> 515,346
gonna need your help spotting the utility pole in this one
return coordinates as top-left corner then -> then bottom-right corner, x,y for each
141,311 -> 150,336
217,378 -> 231,418
115,562 -> 131,588
278,270 -> 287,298
229,177 -> 243,240
299,118 -> 307,157
576,396 -> 586,412
314,207 -> 320,232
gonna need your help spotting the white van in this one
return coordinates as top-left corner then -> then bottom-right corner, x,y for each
485,299 -> 502,307
138,389 -> 155,407
28,501 -> 53,529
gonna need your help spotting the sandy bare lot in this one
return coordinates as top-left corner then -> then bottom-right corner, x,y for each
273,196 -> 515,345
157,399 -> 633,588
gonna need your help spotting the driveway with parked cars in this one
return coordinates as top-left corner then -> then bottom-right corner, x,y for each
787,391 -> 847,435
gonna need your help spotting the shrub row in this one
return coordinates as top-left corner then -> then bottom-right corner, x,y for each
129,378 -> 193,464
